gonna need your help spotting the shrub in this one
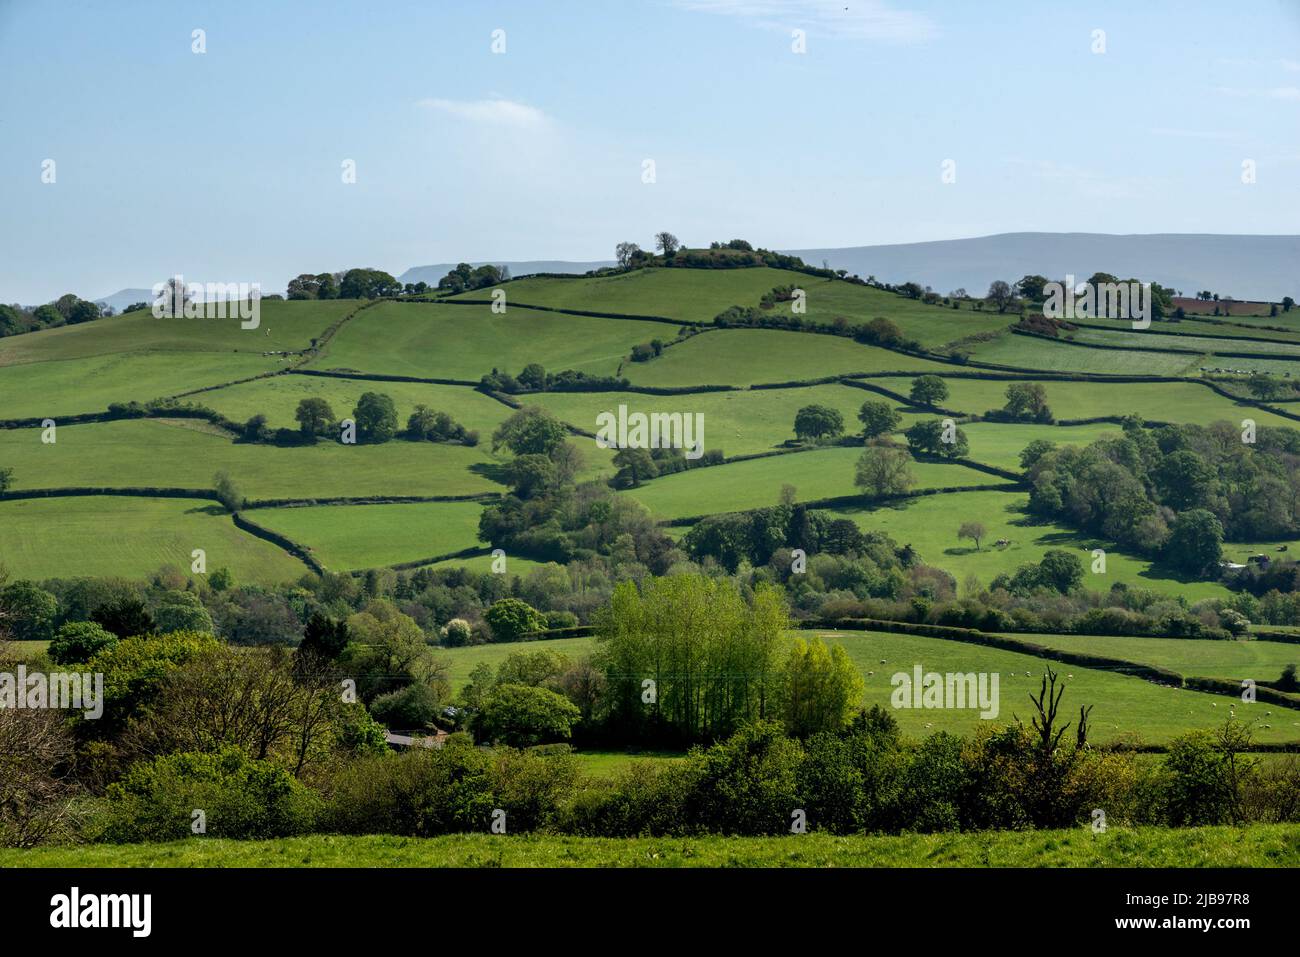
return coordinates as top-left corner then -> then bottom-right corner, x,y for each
94,747 -> 318,843
485,597 -> 546,641
440,617 -> 473,646
322,738 -> 495,836
49,621 -> 117,664
369,682 -> 440,728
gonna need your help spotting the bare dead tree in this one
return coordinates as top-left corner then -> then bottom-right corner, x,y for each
1028,664 -> 1070,757
1076,703 -> 1094,750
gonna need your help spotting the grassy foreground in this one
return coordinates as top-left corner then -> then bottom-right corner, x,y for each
4,826 -> 1298,868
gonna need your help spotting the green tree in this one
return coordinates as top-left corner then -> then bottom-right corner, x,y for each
0,581 -> 59,641
153,591 -> 214,634
857,400 -> 902,439
854,443 -> 915,497
793,405 -> 844,442
909,375 -> 949,407
49,621 -> 118,664
1015,274 -> 1049,301
475,684 -> 580,747
294,397 -> 335,438
958,521 -> 986,551
353,392 -> 398,443
485,597 -> 546,642
213,471 -> 244,511
904,419 -> 968,459
1164,509 -> 1223,575
0,467 -> 12,494
777,637 -> 864,738
492,407 -> 568,456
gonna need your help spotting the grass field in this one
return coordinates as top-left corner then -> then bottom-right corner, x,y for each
437,635 -> 602,690
5,825 -> 1295,867
0,299 -> 353,366
0,418 -> 504,500
913,377 -> 1298,430
200,374 -> 516,437
521,383 -> 933,459
621,329 -> 957,388
461,266 -> 798,323
434,628 -> 1292,743
0,352 -> 281,419
968,336 -> 1203,375
0,496 -> 307,581
818,629 -> 1299,744
246,501 -> 486,572
623,446 -> 995,520
1017,633 -> 1300,685
1071,327 -> 1300,357
313,301 -> 668,380
818,489 -> 1230,600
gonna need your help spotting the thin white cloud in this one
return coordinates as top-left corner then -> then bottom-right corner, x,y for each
672,0 -> 934,42
415,97 -> 549,128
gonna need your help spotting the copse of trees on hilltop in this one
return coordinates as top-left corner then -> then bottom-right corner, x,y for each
0,294 -> 110,339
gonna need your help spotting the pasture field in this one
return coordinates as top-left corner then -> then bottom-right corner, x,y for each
436,635 -> 602,690
0,299 -> 353,365
0,496 -> 307,581
959,421 -> 1119,470
0,352 -> 280,420
818,629 -> 1299,744
434,628 -> 1295,743
620,328 -> 957,388
5,826 -> 1297,867
198,374 -> 515,437
521,383 -> 931,458
1017,633 -> 1300,685
623,446 -> 996,520
967,335 -> 1202,375
790,280 -> 1013,347
245,500 -> 486,572
461,267 -> 798,323
1086,314 -> 1300,342
914,377 -> 1298,430
1071,327 -> 1300,357
817,489 -> 1230,601
312,301 -> 668,380
0,419 -> 503,500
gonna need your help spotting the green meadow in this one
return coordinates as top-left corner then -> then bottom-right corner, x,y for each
621,328 -> 957,388
6,826 -> 1297,868
246,500 -> 486,572
522,383 -> 932,458
0,418 -> 503,499
313,301 -> 667,380
818,489 -> 1230,601
623,446 -> 996,520
817,629 -> 1298,744
0,495 -> 306,581
464,266 -> 797,323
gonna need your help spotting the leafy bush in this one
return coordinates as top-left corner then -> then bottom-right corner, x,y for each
49,621 -> 117,664
94,747 -> 318,842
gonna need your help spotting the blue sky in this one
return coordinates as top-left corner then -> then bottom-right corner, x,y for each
1,0 -> 1297,302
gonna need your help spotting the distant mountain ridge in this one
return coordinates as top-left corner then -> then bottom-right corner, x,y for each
784,233 -> 1300,302
396,260 -> 615,286
89,234 -> 1299,312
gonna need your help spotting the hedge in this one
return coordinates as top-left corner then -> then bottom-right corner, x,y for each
230,511 -> 324,575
